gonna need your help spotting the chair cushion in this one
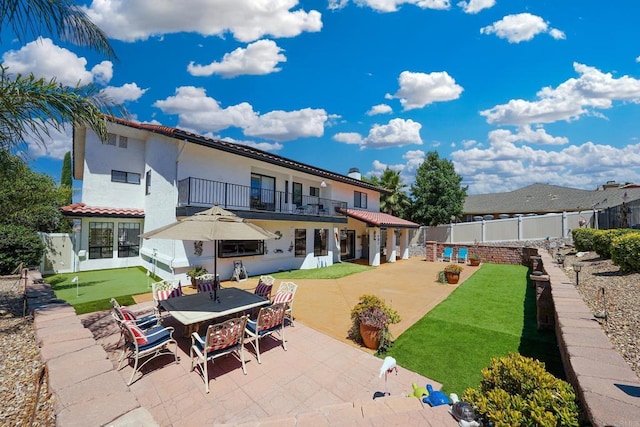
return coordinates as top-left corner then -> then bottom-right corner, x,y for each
157,286 -> 183,301
136,314 -> 159,329
138,325 -> 172,351
197,281 -> 216,293
128,323 -> 148,345
273,291 -> 293,304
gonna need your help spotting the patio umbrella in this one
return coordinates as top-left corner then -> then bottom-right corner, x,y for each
141,206 -> 277,281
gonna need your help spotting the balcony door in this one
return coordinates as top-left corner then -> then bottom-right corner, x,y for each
250,173 -> 275,211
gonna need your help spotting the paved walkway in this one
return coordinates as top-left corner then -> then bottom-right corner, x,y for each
34,257 -> 471,426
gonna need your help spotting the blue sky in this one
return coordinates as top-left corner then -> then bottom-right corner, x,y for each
3,0 -> 640,194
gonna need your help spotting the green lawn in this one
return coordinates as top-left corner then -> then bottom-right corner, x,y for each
269,261 -> 372,279
387,263 -> 561,396
45,267 -> 155,314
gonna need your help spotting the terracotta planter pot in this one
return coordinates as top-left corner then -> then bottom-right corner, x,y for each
469,259 -> 480,267
359,322 -> 381,350
445,272 -> 460,284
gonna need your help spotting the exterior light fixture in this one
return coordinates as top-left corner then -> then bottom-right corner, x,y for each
572,263 -> 583,286
320,180 -> 327,188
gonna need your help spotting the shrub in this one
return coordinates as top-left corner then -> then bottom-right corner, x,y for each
611,232 -> 640,273
349,294 -> 401,353
444,263 -> 464,274
0,225 -> 45,274
572,228 -> 596,252
593,229 -> 635,259
462,353 -> 580,427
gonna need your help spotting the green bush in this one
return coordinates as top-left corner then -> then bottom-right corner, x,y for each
593,229 -> 635,259
462,353 -> 580,427
572,228 -> 596,252
611,232 -> 640,273
0,224 -> 45,274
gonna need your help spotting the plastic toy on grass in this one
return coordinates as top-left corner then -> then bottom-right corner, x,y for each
422,384 -> 450,407
408,383 -> 429,399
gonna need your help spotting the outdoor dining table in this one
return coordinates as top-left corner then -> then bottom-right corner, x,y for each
160,287 -> 270,336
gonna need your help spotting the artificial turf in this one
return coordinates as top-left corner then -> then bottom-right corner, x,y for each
270,261 -> 372,279
387,263 -> 561,396
45,267 -> 155,314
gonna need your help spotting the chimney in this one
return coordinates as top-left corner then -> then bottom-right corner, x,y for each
347,167 -> 361,180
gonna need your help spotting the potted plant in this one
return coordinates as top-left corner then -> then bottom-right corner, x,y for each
349,295 -> 401,353
443,264 -> 464,284
187,266 -> 207,287
469,253 -> 481,267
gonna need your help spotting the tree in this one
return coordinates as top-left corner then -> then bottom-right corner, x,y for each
0,0 -> 125,153
60,151 -> 72,204
378,168 -> 411,219
410,151 -> 467,226
0,150 -> 70,232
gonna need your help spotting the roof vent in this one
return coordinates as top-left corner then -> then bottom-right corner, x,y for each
347,167 -> 361,180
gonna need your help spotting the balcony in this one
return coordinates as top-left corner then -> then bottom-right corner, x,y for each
177,177 -> 348,219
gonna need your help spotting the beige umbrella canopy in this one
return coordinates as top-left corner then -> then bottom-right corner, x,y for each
141,206 -> 277,278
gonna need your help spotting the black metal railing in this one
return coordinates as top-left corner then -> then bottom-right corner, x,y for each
178,177 -> 348,217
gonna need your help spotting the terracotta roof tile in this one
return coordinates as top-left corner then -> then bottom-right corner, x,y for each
60,203 -> 144,218
343,208 -> 419,228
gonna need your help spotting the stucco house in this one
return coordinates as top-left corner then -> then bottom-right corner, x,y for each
62,117 -> 418,282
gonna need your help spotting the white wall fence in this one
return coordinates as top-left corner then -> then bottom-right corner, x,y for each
419,211 -> 593,244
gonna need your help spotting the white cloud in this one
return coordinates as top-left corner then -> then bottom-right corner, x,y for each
334,118 -> 422,149
187,39 -> 286,78
244,108 -> 328,141
457,0 -> 495,14
549,28 -> 566,40
481,63 -> 640,126
24,122 -> 72,160
488,126 -> 569,145
451,137 -> 640,194
333,132 -> 363,144
220,136 -> 283,152
1,37 -> 112,86
353,0 -> 450,13
101,83 -> 148,104
480,13 -> 563,43
366,104 -> 393,116
154,86 -> 328,141
462,139 -> 480,148
83,0 -> 322,43
387,70 -> 463,110
328,0 -> 349,10
366,149 -> 426,184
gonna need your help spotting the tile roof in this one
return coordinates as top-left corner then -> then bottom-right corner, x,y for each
103,116 -> 391,194
464,183 -> 640,215
343,208 -> 419,228
60,203 -> 145,218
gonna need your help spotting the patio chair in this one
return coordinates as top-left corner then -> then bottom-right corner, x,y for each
273,281 -> 298,326
195,273 -> 219,293
190,315 -> 248,393
115,318 -> 179,385
151,279 -> 183,318
232,260 -> 248,282
441,247 -> 454,262
244,303 -> 287,364
111,297 -> 159,330
457,247 -> 469,264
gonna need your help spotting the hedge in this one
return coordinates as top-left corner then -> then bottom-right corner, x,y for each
611,232 -> 640,273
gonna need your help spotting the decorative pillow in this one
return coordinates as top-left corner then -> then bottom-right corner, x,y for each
273,291 -> 293,304
197,281 -> 216,293
128,323 -> 148,345
120,307 -> 137,321
254,281 -> 273,299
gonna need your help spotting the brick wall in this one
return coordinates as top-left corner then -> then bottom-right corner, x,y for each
425,242 -> 536,266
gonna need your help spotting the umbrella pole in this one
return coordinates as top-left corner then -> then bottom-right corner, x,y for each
213,240 -> 219,302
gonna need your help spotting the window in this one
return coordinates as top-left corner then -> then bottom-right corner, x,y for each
111,170 -> 141,184
105,133 -> 117,146
89,222 -> 113,259
295,229 -> 306,257
293,182 -> 303,206
250,173 -> 275,211
285,180 -> 289,203
310,186 -> 320,197
354,191 -> 368,208
314,229 -> 328,256
117,223 -> 140,258
118,135 -> 128,148
145,170 -> 151,195
218,240 -> 264,258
